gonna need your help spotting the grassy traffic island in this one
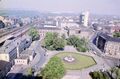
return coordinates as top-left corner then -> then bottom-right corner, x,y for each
40,52 -> 96,79
56,52 -> 96,70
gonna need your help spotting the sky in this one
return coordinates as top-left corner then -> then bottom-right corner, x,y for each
0,0 -> 120,15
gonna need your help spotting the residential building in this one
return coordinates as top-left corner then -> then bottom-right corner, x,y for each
80,11 -> 89,27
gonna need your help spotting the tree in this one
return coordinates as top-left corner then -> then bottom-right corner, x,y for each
28,27 -> 39,41
116,68 -> 120,79
113,32 -> 120,38
44,32 -> 65,50
67,35 -> 80,46
41,56 -> 65,79
27,67 -> 33,76
67,35 -> 88,52
90,67 -> 120,79
44,32 -> 56,47
110,67 -> 120,79
53,38 -> 65,50
61,34 -> 66,39
89,71 -> 109,79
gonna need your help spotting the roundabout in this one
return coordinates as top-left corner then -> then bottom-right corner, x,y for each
56,52 -> 96,70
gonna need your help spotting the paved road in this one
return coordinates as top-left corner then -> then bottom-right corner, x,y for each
38,45 -> 109,79
29,40 -> 46,72
63,52 -> 114,79
45,46 -> 112,79
62,31 -> 119,79
7,30 -> 119,79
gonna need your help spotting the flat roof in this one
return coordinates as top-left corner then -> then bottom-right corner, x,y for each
17,55 -> 29,59
20,49 -> 34,55
36,26 -> 61,30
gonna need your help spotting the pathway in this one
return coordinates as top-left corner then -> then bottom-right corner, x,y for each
45,46 -> 111,79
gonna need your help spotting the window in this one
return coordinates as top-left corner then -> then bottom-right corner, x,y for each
26,41 -> 28,44
78,30 -> 81,33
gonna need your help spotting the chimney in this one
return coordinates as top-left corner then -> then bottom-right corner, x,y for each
17,43 -> 20,58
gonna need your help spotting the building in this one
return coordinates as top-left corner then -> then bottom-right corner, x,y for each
16,35 -> 32,53
0,60 -> 11,79
0,35 -> 32,64
38,24 -> 93,40
103,34 -> 120,58
68,26 -> 94,40
80,11 -> 89,27
0,39 -> 17,64
0,20 -> 5,29
21,17 -> 31,25
38,27 -> 62,39
95,33 -> 120,58
14,49 -> 35,65
110,26 -> 120,33
0,16 -> 5,23
14,58 -> 28,65
44,24 -> 57,28
61,22 -> 79,28
0,34 -> 32,77
105,41 -> 120,56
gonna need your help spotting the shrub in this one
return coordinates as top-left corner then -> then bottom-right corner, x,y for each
41,56 -> 65,79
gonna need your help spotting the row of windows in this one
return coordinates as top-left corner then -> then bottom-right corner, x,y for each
16,60 -> 27,63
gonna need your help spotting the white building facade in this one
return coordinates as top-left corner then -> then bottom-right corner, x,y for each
80,11 -> 89,27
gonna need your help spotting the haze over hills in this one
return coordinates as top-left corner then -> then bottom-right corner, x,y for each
0,10 -> 79,17
0,10 -> 41,17
0,10 -> 120,19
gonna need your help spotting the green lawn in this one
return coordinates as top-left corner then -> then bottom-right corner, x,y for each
56,52 -> 96,70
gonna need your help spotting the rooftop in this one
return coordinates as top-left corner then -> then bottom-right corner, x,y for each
0,60 -> 10,71
0,35 -> 31,54
36,26 -> 61,30
0,39 -> 16,54
99,32 -> 120,42
18,49 -> 35,59
17,55 -> 28,59
20,49 -> 34,55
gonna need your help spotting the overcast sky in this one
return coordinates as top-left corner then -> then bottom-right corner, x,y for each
0,0 -> 120,15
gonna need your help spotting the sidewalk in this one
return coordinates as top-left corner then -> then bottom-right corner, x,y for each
42,46 -> 111,79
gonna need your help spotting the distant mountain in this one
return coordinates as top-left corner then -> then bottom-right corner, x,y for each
0,10 -> 119,18
0,10 -> 80,17
0,10 -> 42,17
47,12 -> 79,16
